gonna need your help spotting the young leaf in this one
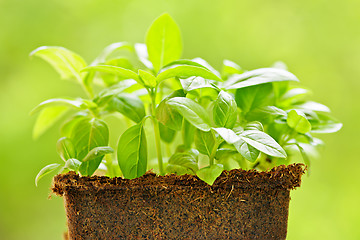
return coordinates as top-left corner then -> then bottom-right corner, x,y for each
81,65 -> 140,83
294,101 -> 331,113
56,137 -> 76,161
167,97 -> 211,132
196,164 -> 224,185
222,59 -> 243,78
94,79 -> 138,106
194,130 -> 216,157
212,128 -> 240,144
65,158 -> 82,171
156,89 -> 185,131
180,77 -> 219,92
235,83 -> 273,114
233,139 -> 260,162
213,90 -> 237,128
246,106 -> 287,121
35,163 -> 61,186
309,113 -> 342,133
192,58 -> 221,78
145,13 -> 182,72
159,123 -> 177,143
244,121 -> 264,131
239,130 -> 287,158
82,146 -> 114,162
279,88 -> 309,107
134,43 -> 153,69
295,143 -> 311,168
156,63 -> 222,83
108,93 -> 146,123
33,106 -> 68,139
117,123 -> 147,179
70,118 -> 109,176
30,46 -> 86,81
138,69 -> 157,88
225,68 -> 299,90
166,152 -> 198,174
60,114 -> 89,137
30,98 -> 86,115
91,42 -> 133,65
95,58 -> 135,87
287,109 -> 312,134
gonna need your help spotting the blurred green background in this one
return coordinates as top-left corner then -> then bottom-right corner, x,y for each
0,0 -> 358,239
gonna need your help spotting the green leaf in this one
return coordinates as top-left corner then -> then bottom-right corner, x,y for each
279,88 -> 309,107
56,137 -> 76,161
159,123 -> 177,143
30,46 -> 86,81
117,123 -> 147,179
287,109 -> 312,134
30,98 -> 86,115
222,59 -> 243,78
35,163 -> 61,186
134,43 -> 153,69
182,120 -> 195,149
233,139 -> 260,162
156,90 -> 185,131
82,146 -> 114,162
156,63 -> 222,83
166,152 -> 199,174
70,118 -> 109,176
239,130 -> 287,158
192,58 -> 221,78
294,101 -> 331,112
33,106 -> 68,139
195,130 -> 216,157
246,106 -> 287,121
212,128 -> 240,144
244,121 -> 264,131
235,83 -> 273,114
167,97 -> 211,132
196,164 -> 224,185
94,79 -> 138,106
180,77 -> 219,92
225,68 -> 299,90
138,69 -> 157,88
81,65 -> 140,83
108,93 -> 145,123
295,143 -> 311,168
309,113 -> 342,133
213,90 -> 237,128
91,42 -> 133,65
64,158 -> 82,171
60,114 -> 88,137
145,13 -> 182,72
96,58 -> 135,86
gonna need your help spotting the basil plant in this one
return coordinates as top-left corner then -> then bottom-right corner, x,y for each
32,14 -> 341,186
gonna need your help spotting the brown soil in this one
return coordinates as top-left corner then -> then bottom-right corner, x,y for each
53,163 -> 305,240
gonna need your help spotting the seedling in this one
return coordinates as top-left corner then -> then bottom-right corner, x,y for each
32,14 -> 341,186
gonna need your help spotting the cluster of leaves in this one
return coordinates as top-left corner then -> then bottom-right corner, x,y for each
33,14 -> 341,186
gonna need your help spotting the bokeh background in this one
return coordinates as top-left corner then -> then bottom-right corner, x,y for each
0,0 -> 359,239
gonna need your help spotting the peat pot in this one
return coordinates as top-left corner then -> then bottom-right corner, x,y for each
53,163 -> 305,240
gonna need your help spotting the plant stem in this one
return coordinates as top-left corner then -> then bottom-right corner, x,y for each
209,139 -> 220,166
166,143 -> 172,158
105,154 -> 114,178
150,89 -> 164,175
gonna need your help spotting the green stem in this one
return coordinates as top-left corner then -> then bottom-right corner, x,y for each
166,143 -> 172,158
105,154 -> 114,178
209,139 -> 220,166
150,90 -> 164,175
